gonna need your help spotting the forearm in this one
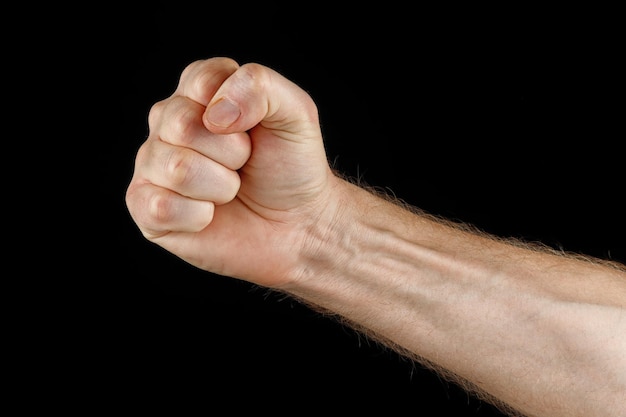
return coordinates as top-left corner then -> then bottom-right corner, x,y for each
282,178 -> 626,417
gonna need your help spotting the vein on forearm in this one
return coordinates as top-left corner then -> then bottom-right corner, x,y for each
281,179 -> 626,417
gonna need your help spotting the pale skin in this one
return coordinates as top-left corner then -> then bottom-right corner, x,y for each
125,57 -> 626,417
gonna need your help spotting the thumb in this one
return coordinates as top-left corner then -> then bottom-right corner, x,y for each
203,63 -> 321,142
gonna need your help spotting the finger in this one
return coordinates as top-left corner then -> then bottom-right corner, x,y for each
135,138 -> 241,205
125,182 -> 215,237
203,63 -> 321,142
150,95 -> 251,170
175,57 -> 241,106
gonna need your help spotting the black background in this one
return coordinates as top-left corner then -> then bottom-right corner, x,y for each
34,2 -> 625,415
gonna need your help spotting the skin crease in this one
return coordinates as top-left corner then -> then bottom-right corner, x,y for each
125,57 -> 626,417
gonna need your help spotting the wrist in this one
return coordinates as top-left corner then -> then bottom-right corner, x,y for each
281,176 -> 410,316
287,176 -> 361,290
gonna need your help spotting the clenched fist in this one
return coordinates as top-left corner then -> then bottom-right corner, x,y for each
125,57 -> 340,287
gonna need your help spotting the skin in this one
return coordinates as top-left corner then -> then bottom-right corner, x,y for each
125,57 -> 626,417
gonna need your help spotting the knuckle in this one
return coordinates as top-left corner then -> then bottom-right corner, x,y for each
237,62 -> 268,87
147,99 -> 166,129
147,191 -> 175,224
168,102 -> 199,147
180,59 -> 203,80
187,58 -> 240,104
164,148 -> 196,188
134,140 -> 150,165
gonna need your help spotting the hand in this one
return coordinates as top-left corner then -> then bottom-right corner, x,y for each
125,57 -> 336,286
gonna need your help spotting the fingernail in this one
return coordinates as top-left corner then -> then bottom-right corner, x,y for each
207,98 -> 240,127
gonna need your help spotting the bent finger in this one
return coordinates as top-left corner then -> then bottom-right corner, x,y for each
126,182 -> 215,237
175,57 -> 240,106
137,139 -> 241,205
154,95 -> 251,170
